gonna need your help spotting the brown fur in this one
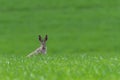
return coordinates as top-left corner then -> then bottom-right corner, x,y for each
26,35 -> 48,57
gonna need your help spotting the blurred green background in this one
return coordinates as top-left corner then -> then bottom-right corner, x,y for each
0,0 -> 120,56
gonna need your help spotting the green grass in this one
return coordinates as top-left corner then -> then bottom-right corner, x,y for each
0,0 -> 120,80
1,54 -> 120,80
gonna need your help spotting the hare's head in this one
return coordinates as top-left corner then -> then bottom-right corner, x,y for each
39,35 -> 48,48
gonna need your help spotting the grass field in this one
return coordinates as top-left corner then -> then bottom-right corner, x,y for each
0,0 -> 120,80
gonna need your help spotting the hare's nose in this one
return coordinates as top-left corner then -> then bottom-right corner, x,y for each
42,47 -> 45,50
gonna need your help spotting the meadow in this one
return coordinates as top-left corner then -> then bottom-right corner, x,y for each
0,0 -> 120,80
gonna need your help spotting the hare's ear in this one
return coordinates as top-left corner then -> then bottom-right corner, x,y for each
44,35 -> 48,42
39,35 -> 42,42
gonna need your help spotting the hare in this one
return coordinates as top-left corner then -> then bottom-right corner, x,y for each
27,35 -> 48,57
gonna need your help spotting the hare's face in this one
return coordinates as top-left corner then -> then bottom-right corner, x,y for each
39,35 -> 48,47
41,40 -> 46,48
